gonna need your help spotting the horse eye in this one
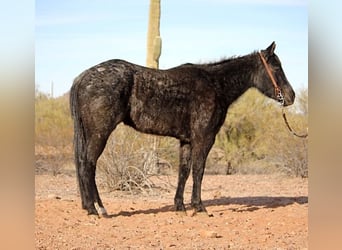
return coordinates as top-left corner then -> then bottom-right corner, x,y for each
274,64 -> 281,70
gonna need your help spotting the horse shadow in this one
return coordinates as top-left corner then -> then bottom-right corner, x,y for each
106,195 -> 308,218
204,196 -> 308,212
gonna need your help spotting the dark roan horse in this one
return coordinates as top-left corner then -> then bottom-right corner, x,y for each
70,42 -> 295,216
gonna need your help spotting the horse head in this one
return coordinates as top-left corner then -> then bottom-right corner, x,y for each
255,42 -> 295,106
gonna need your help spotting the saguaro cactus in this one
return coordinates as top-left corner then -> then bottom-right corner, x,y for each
146,0 -> 162,69
146,0 -> 162,173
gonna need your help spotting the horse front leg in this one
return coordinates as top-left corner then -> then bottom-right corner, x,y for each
174,141 -> 191,212
190,137 -> 215,214
191,159 -> 206,213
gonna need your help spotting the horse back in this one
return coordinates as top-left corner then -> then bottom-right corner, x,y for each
72,59 -> 221,141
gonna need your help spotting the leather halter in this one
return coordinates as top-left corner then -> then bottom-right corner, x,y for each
258,52 -> 284,105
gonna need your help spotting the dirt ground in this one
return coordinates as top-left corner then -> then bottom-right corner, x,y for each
35,173 -> 308,249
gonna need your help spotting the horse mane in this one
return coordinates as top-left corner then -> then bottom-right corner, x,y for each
196,51 -> 259,67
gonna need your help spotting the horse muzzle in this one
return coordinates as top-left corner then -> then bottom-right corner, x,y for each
282,87 -> 295,107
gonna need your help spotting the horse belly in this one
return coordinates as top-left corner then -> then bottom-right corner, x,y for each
127,95 -> 190,140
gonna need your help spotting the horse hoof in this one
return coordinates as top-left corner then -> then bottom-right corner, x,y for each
86,206 -> 99,216
95,204 -> 108,218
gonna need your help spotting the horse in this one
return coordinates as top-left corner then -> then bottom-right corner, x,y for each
70,42 -> 295,216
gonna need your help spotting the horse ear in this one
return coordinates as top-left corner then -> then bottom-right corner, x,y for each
266,42 -> 276,55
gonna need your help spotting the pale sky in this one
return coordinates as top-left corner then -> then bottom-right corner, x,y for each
36,0 -> 307,97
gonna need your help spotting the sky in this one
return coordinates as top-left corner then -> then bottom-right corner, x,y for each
35,0 -> 307,97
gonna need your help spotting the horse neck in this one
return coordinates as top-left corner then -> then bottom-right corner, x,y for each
207,53 -> 259,104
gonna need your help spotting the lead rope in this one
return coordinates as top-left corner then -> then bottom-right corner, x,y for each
282,108 -> 308,138
259,52 -> 308,139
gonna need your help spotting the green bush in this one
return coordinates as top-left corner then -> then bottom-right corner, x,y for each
208,88 -> 308,177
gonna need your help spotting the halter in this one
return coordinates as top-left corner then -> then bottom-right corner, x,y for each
258,52 -> 284,105
258,51 -> 308,138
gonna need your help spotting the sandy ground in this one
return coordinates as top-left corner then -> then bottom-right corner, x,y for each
35,173 -> 308,249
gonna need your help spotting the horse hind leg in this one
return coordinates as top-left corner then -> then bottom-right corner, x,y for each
89,135 -> 110,216
75,155 -> 103,215
78,157 -> 98,215
79,132 -> 111,216
81,108 -> 127,216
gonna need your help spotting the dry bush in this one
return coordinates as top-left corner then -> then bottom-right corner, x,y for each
261,89 -> 308,177
264,90 -> 308,177
35,91 -> 73,175
97,124 -> 178,194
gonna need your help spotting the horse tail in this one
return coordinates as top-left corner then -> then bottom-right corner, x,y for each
70,73 -> 87,193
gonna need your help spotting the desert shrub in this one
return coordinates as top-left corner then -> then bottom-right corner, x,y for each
35,91 -> 73,175
263,89 -> 308,177
97,124 -> 178,193
208,89 -> 268,174
256,88 -> 308,177
208,88 -> 308,177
